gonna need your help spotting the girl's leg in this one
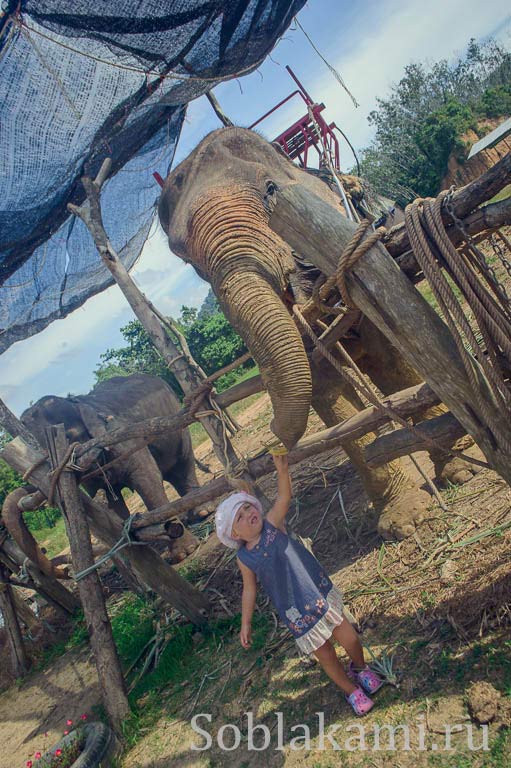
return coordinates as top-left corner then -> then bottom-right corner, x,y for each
331,619 -> 365,668
313,639 -> 358,695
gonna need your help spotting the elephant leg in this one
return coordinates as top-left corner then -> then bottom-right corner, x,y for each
165,461 -> 211,525
311,359 -> 431,540
108,488 -> 131,521
355,318 -> 480,486
128,450 -> 199,563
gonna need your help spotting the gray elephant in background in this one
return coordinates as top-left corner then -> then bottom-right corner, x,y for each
18,373 -> 201,565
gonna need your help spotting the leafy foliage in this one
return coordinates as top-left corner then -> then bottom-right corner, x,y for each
95,289 -> 253,394
0,457 -> 22,509
358,38 -> 511,204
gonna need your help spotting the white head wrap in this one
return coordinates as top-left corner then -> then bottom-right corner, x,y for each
215,491 -> 263,549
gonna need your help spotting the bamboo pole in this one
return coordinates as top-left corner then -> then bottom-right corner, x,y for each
47,424 -> 130,735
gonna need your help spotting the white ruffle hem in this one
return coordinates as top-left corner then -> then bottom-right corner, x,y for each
295,584 -> 345,655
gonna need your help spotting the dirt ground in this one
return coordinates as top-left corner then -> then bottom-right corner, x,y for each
2,345 -> 511,766
116,393 -> 511,768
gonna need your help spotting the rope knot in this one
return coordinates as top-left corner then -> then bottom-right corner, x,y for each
336,221 -> 386,307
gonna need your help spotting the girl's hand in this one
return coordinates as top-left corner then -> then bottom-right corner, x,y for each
240,622 -> 252,649
272,453 -> 288,473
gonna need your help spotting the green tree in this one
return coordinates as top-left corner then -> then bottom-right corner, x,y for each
95,295 -> 252,394
358,38 -> 510,204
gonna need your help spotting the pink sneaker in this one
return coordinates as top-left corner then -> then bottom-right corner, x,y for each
346,686 -> 374,716
348,662 -> 384,695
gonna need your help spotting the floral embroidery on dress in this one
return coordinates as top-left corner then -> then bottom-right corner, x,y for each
315,597 -> 326,612
285,606 -> 302,623
264,525 -> 278,547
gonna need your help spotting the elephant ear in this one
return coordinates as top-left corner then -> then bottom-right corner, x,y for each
75,401 -> 109,438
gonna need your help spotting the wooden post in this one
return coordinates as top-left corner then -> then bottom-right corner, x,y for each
0,536 -> 80,616
0,564 -> 30,677
1,438 -> 211,624
47,424 -> 130,735
268,184 -> 511,488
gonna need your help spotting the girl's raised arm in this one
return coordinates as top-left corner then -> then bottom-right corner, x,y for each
266,454 -> 292,532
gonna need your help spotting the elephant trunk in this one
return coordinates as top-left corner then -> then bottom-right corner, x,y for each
187,184 -> 312,448
2,487 -> 69,580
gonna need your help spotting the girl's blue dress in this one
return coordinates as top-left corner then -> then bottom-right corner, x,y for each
237,518 -> 344,653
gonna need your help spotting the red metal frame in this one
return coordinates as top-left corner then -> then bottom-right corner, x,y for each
248,66 -> 341,171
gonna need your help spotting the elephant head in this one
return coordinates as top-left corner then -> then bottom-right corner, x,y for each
158,128 -> 343,448
21,395 -> 109,447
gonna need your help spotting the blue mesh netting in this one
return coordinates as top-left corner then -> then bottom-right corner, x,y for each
0,1 -> 305,353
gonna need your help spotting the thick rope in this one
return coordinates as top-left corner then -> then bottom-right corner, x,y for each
404,193 -> 511,457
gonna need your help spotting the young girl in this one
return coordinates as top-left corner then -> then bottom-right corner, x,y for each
215,453 -> 383,717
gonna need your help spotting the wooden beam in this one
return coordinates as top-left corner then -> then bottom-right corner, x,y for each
384,153 -> 511,261
268,183 -> 511,488
47,424 -> 130,735
1,438 -> 211,624
0,565 -> 30,677
365,412 -> 466,468
0,536 -> 80,616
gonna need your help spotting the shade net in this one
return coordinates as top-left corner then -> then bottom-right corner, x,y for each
0,0 -> 305,353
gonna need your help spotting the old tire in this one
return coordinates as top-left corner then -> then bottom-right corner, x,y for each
35,722 -> 112,768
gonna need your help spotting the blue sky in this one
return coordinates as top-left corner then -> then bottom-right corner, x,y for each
1,0 -> 510,416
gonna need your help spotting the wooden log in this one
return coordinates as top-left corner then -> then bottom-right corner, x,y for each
0,537 -> 80,616
11,588 -> 40,632
75,375 -> 265,466
0,565 -> 30,677
385,153 -> 511,261
1,438 -> 211,624
394,197 -> 511,278
47,424 -> 130,735
268,183 -> 511,489
365,412 -> 466,468
215,374 -> 264,408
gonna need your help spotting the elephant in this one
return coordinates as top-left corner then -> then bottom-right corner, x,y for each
18,373 -> 202,566
157,127 -> 476,540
